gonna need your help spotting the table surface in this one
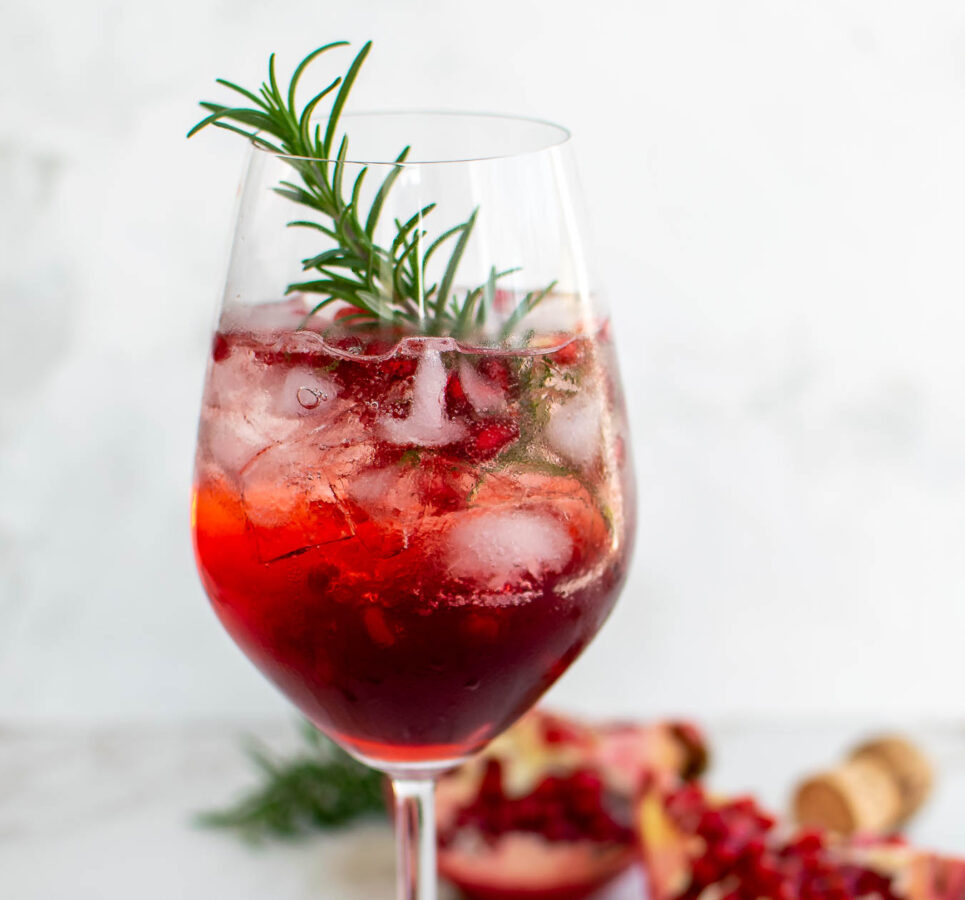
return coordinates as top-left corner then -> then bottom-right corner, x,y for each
4,719 -> 965,899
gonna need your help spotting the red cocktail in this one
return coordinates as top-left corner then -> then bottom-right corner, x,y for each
193,307 -> 633,765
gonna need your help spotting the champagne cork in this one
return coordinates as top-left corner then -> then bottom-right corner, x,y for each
793,734 -> 932,836
852,736 -> 933,817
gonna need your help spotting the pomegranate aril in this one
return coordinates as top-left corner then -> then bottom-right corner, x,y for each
445,372 -> 471,417
421,465 -> 463,512
697,810 -> 728,841
478,358 -> 512,391
534,776 -> 561,802
363,606 -> 394,647
212,333 -> 231,362
641,781 -> 912,900
544,817 -> 571,842
540,718 -> 588,746
467,420 -> 519,461
790,831 -> 826,857
548,341 -> 583,367
455,762 -> 632,849
515,797 -> 543,828
380,356 -> 418,380
478,759 -> 504,804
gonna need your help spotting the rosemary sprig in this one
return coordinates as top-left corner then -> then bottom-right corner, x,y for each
196,723 -> 385,842
189,41 -> 552,341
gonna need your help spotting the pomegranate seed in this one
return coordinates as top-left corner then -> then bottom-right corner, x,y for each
456,762 -> 632,848
548,341 -> 582,367
478,358 -> 512,391
333,304 -> 370,322
212,333 -> 231,362
478,760 -> 504,803
651,783 -> 904,900
467,420 -> 519,461
445,372 -> 471,417
362,606 -> 394,647
540,718 -> 588,746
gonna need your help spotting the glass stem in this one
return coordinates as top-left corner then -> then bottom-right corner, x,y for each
392,776 -> 437,900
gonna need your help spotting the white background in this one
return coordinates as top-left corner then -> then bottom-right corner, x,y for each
2,0 -> 965,724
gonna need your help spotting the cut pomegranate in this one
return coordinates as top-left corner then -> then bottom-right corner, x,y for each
638,778 -> 965,900
437,710 -> 707,900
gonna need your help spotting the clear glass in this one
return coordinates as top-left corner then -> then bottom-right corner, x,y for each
191,112 -> 636,900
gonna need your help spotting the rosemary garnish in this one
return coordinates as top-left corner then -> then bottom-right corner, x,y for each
189,41 -> 554,341
196,723 -> 385,842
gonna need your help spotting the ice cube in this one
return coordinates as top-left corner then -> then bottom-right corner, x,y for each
206,350 -> 267,411
240,437 -> 367,561
242,453 -> 337,530
445,509 -> 573,590
459,359 -> 507,414
545,393 -> 603,466
380,351 -> 467,447
199,407 -> 277,473
347,466 -> 404,512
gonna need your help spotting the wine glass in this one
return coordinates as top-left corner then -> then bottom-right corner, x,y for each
191,110 -> 635,900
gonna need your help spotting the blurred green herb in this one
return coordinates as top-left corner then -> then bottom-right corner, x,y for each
188,41 -> 553,341
197,722 -> 385,842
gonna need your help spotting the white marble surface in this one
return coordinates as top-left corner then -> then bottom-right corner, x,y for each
4,719 -> 965,899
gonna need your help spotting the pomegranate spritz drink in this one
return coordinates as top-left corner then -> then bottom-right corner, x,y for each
189,38 -> 636,900
193,302 -> 634,765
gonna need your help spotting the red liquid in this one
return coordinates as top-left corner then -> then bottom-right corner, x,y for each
193,321 -> 633,766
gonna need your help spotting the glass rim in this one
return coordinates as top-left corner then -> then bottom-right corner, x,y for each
248,109 -> 572,166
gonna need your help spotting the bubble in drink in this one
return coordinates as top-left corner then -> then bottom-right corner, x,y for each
278,369 -> 337,417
